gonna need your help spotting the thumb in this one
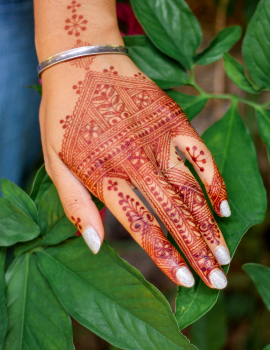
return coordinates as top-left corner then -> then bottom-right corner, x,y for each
46,157 -> 104,254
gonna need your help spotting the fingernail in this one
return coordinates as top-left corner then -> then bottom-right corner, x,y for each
209,269 -> 227,289
215,246 -> 231,265
176,266 -> 195,287
82,226 -> 101,254
220,200 -> 231,217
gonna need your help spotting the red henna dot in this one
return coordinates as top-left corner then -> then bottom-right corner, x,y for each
200,167 -> 204,172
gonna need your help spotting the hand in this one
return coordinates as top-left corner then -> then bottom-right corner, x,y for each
40,53 -> 231,289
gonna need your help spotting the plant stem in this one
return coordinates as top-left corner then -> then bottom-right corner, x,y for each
191,81 -> 264,110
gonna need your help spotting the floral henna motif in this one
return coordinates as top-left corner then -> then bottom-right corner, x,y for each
67,1 -> 81,13
71,216 -> 82,230
65,14 -> 87,36
59,67 -> 220,285
208,159 -> 228,215
73,81 -> 83,94
186,146 -> 206,172
118,192 -> 185,283
71,40 -> 95,70
107,180 -> 118,191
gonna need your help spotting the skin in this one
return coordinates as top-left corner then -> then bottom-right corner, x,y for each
34,0 -> 231,289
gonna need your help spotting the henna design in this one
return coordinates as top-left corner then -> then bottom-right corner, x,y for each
186,146 -> 206,172
67,1 -> 81,13
73,81 -> 83,94
107,180 -> 118,191
71,216 -> 82,230
59,67 -> 223,285
118,192 -> 185,283
71,40 -> 95,70
65,14 -> 87,36
165,168 -> 221,245
208,159 -> 228,215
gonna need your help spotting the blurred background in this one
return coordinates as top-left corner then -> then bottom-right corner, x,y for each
1,0 -> 269,349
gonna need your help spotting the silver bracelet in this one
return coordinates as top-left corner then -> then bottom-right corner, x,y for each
37,45 -> 129,77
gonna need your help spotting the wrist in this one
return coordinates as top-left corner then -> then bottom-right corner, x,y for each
34,0 -> 123,62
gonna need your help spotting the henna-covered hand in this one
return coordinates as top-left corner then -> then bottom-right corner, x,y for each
37,0 -> 231,290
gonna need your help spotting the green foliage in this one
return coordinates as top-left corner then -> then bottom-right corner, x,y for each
130,0 -> 202,70
4,253 -> 74,350
190,294 -> 227,350
123,36 -> 189,89
223,53 -> 261,93
37,238 -> 197,350
0,197 -> 40,247
195,26 -> 242,65
243,0 -> 270,87
243,263 -> 270,311
256,109 -> 270,162
264,345 -> 270,350
166,90 -> 208,121
0,248 -> 7,350
1,0 -> 270,348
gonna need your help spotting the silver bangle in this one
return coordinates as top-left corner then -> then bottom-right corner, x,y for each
37,45 -> 129,77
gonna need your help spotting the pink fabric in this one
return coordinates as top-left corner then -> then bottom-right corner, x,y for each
116,3 -> 144,36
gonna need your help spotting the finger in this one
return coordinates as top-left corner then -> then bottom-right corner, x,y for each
171,117 -> 231,217
156,139 -> 231,265
123,154 -> 227,289
45,153 -> 104,254
103,176 -> 195,287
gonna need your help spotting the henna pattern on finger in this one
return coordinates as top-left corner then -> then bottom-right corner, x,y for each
118,192 -> 186,283
208,158 -> 228,215
71,216 -> 82,230
186,146 -> 206,172
59,67 -> 222,286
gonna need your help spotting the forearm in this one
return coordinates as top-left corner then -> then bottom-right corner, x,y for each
34,0 -> 123,62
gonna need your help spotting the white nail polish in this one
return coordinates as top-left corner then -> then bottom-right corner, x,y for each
209,269 -> 227,289
215,246 -> 231,265
176,266 -> 195,287
220,200 -> 231,217
82,227 -> 101,254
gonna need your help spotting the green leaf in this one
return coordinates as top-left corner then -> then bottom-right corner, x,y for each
256,109 -> 270,163
175,274 -> 219,330
242,263 -> 270,310
175,102 -> 267,328
264,345 -> 270,350
36,237 -> 197,350
38,185 -> 76,245
196,26 -> 242,65
14,237 -> 44,257
0,248 -> 7,350
0,198 -> 40,246
27,85 -> 42,96
223,53 -> 261,93
242,0 -> 270,88
1,179 -> 38,223
166,90 -> 208,121
130,0 -> 202,70
4,253 -> 74,350
190,294 -> 227,350
30,165 -> 53,208
92,194 -> 105,211
123,36 -> 189,89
